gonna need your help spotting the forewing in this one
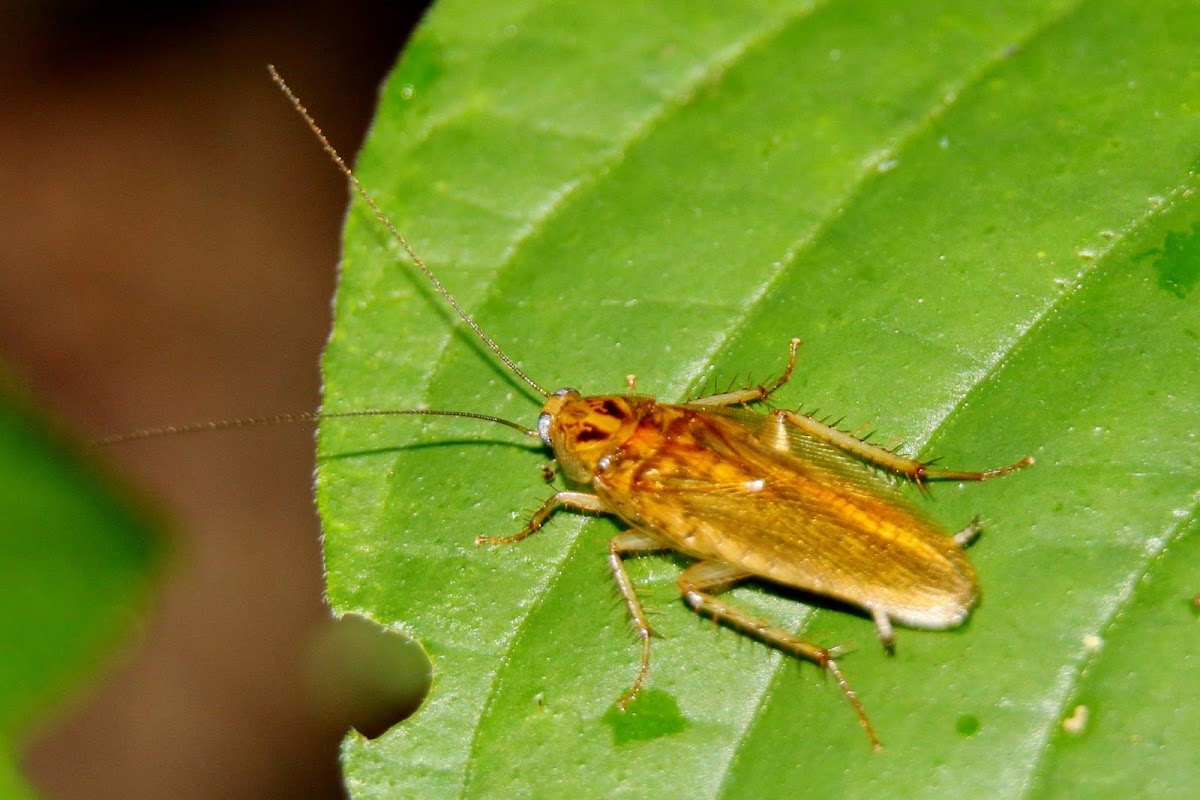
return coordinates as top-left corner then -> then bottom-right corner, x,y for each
608,407 -> 974,619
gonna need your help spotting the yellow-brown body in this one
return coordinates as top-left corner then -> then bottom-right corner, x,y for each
540,390 -> 976,633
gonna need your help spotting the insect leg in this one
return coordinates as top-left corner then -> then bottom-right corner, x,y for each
870,608 -> 895,653
777,410 -> 1034,488
607,530 -> 673,708
953,516 -> 983,547
689,338 -> 802,408
474,491 -> 609,546
679,560 -> 881,750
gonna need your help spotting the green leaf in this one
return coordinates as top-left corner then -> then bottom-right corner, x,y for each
319,1 -> 1200,796
0,389 -> 163,794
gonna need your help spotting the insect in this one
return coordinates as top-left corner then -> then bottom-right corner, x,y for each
281,68 -> 1036,749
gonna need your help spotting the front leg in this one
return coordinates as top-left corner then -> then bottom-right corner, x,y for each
475,491 -> 610,546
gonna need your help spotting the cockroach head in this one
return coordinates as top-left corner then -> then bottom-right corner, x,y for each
538,389 -> 648,483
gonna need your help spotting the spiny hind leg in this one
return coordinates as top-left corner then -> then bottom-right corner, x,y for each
607,530 -> 673,708
774,409 -> 1034,489
678,560 -> 881,750
475,491 -> 609,546
689,338 -> 802,408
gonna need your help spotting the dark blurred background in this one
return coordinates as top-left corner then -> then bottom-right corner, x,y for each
1,2 -> 429,797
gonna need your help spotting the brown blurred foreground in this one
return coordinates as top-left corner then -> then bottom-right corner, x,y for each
0,3 -> 427,798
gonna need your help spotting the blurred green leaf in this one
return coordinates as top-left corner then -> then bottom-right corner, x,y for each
319,1 -> 1200,797
0,390 -> 163,794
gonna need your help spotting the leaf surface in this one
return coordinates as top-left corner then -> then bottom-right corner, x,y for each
319,2 -> 1200,796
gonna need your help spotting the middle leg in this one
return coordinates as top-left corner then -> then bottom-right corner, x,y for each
606,530 -> 674,708
689,338 -> 802,408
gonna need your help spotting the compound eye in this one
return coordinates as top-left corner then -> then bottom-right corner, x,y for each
536,411 -> 554,447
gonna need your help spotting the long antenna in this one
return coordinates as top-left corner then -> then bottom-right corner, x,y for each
94,409 -> 538,446
267,65 -> 549,399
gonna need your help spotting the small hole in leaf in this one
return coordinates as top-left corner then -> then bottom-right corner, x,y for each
304,613 -> 432,739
